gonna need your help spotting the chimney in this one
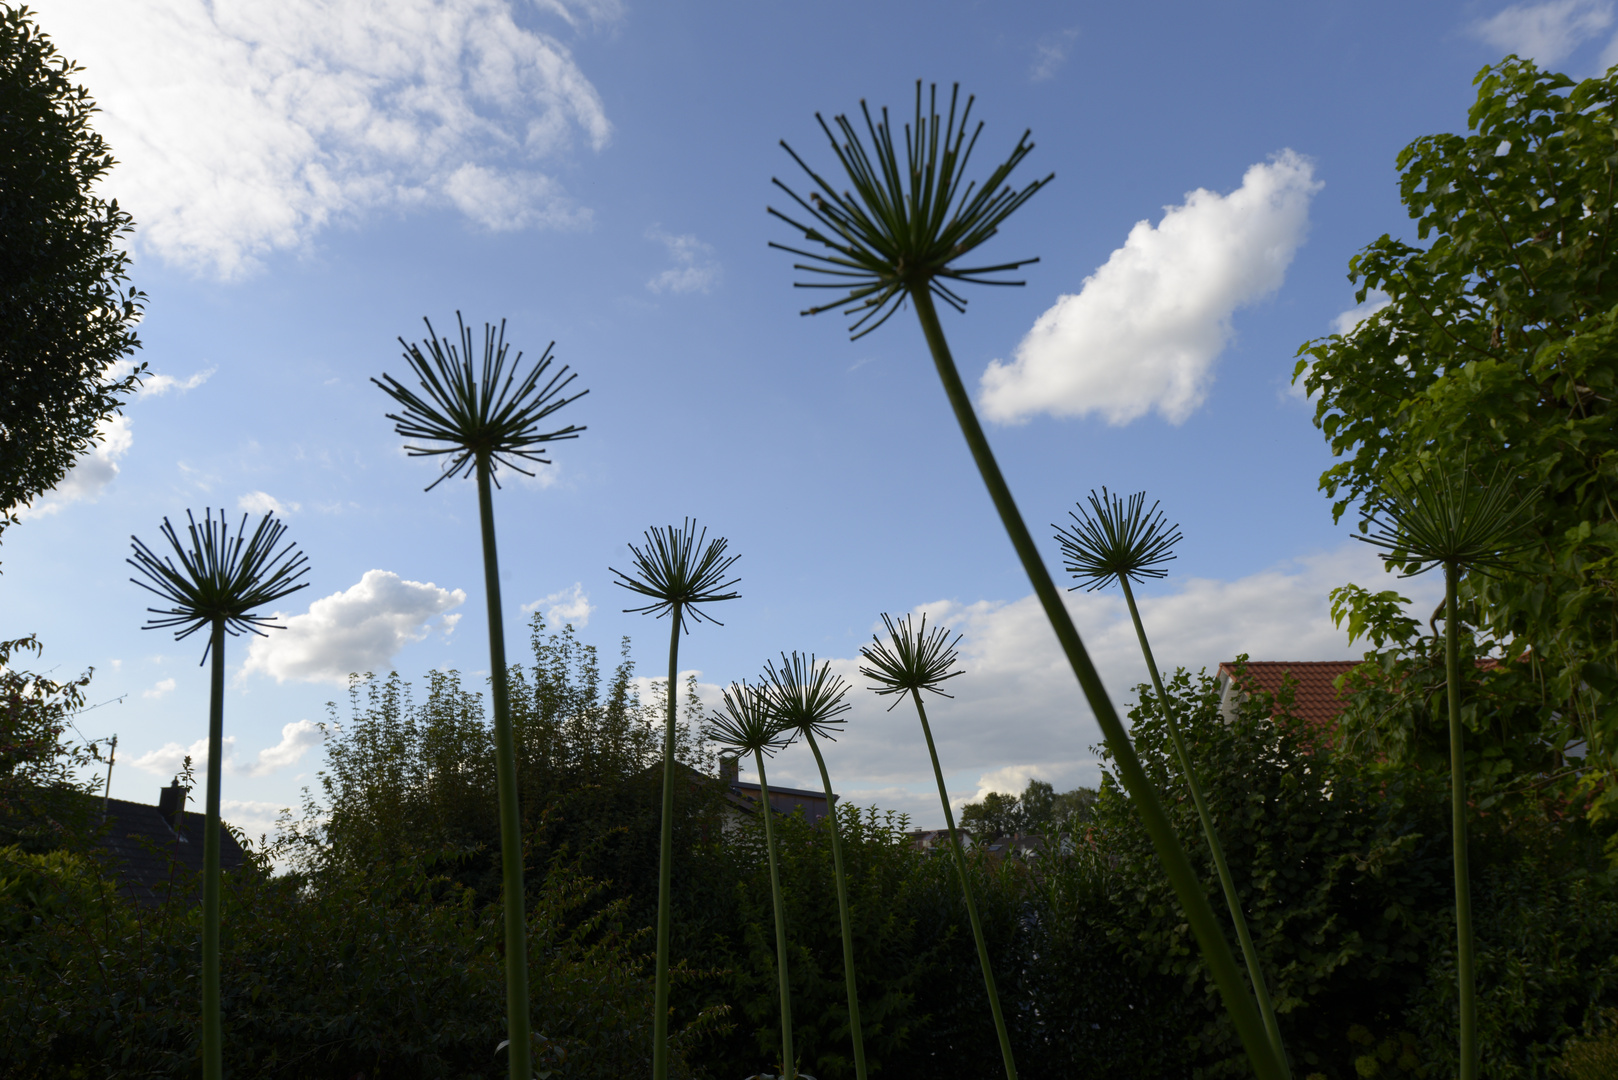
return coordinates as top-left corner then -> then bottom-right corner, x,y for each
719,756 -> 739,784
158,780 -> 189,835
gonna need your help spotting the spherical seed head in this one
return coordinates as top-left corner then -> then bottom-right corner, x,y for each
373,313 -> 587,491
708,680 -> 794,758
858,612 -> 964,707
128,509 -> 310,661
769,81 -> 1052,339
1356,454 -> 1540,577
1054,488 -> 1182,593
610,518 -> 741,630
762,651 -> 851,741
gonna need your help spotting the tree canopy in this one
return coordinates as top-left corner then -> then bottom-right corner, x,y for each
0,4 -> 143,528
1296,57 -> 1618,793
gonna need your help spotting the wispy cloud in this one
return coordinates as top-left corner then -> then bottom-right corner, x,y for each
522,582 -> 594,627
142,677 -> 176,700
980,151 -> 1321,426
1030,27 -> 1080,81
645,225 -> 720,294
237,491 -> 300,516
1471,0 -> 1613,66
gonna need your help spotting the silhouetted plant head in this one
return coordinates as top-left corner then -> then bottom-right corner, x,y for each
373,313 -> 586,491
708,680 -> 794,758
762,651 -> 851,741
858,612 -> 964,709
1356,454 -> 1540,577
610,518 -> 741,630
769,81 -> 1052,339
1054,488 -> 1182,592
128,510 -> 309,662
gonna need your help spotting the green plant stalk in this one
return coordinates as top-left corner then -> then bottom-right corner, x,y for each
803,728 -> 868,1080
1445,563 -> 1477,1080
1119,578 -> 1290,1078
909,288 -> 1285,1080
476,457 -> 531,1080
652,606 -> 683,1080
911,687 -> 1017,1080
201,617 -> 225,1080
754,748 -> 797,1080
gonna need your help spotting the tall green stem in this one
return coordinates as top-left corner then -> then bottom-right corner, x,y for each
1445,563 -> 1477,1080
652,606 -> 683,1080
476,457 -> 530,1080
1119,578 -> 1289,1077
201,617 -> 225,1080
911,687 -> 1017,1079
909,288 -> 1285,1080
804,729 -> 868,1080
754,749 -> 796,1080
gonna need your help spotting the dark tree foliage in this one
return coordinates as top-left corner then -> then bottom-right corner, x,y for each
959,778 -> 1096,839
0,634 -> 97,848
0,4 -> 144,526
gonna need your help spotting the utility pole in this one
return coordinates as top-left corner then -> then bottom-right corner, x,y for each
101,734 -> 117,820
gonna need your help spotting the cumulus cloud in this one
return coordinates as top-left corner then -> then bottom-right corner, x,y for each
749,542 -> 1442,829
979,151 -> 1321,426
522,582 -> 594,627
132,735 -> 235,778
19,414 -> 134,518
242,570 -> 465,684
646,225 -> 720,294
238,491 -> 300,516
239,719 -> 323,776
142,677 -> 176,700
50,0 -> 612,277
1472,0 -> 1612,66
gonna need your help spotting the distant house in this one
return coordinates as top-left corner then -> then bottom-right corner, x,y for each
96,780 -> 249,906
1216,660 -> 1359,746
906,827 -> 1045,863
713,756 -> 836,828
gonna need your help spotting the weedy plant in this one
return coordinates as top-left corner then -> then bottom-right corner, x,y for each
1354,455 -> 1539,1080
1056,488 -> 1289,1076
762,651 -> 867,1080
610,519 -> 740,1080
374,314 -> 585,1080
128,510 -> 308,1080
771,82 -> 1286,1080
710,680 -> 800,1080
858,613 -> 1016,1079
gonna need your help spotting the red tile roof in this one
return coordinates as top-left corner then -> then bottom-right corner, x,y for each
1218,660 -> 1359,742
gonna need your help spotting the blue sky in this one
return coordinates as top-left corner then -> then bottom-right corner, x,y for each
14,0 -> 1606,833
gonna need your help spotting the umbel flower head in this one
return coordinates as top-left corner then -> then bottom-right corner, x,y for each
610,518 -> 741,629
128,510 -> 309,660
1356,455 -> 1540,577
708,680 -> 794,758
1054,488 -> 1182,592
373,313 -> 586,491
762,651 -> 851,740
858,612 -> 964,709
769,81 -> 1052,339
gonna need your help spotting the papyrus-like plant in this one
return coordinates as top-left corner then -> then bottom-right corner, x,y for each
1056,489 -> 1289,1076
858,613 -> 1015,1079
771,83 -> 1286,1080
374,314 -> 585,1080
762,651 -> 866,1080
610,520 -> 739,1079
128,510 -> 308,1080
1355,456 -> 1538,1080
709,680 -> 798,1079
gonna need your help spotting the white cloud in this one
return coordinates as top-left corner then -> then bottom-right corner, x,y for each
646,225 -> 720,294
522,582 -> 594,627
142,677 -> 176,700
242,570 -> 466,684
239,719 -> 323,776
50,0 -> 612,277
1472,0 -> 1612,65
979,151 -> 1321,426
131,735 -> 236,779
1030,27 -> 1080,82
142,367 -> 216,396
237,491 -> 300,516
750,542 -> 1443,829
19,414 -> 134,519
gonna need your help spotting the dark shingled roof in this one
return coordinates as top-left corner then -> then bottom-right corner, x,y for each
96,789 -> 249,906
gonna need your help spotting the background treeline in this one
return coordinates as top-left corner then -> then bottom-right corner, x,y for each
4,613 -> 1616,1078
